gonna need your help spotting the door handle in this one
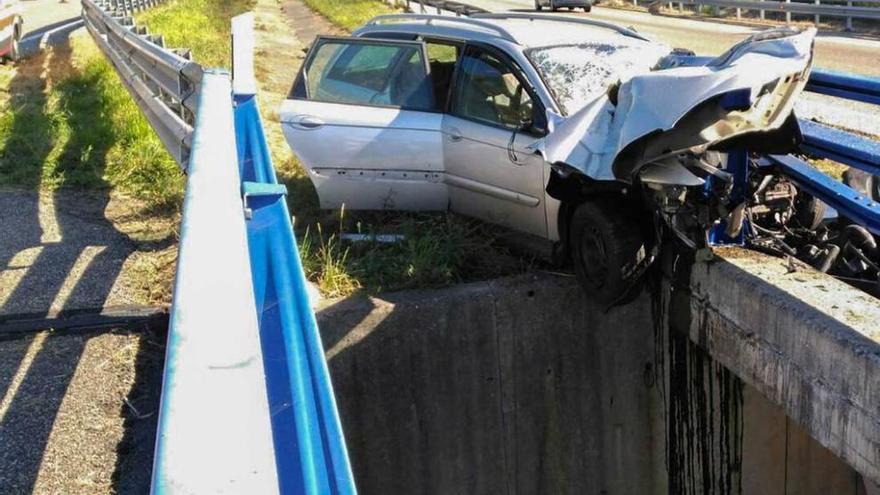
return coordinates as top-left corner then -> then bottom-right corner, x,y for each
447,128 -> 463,142
290,115 -> 325,130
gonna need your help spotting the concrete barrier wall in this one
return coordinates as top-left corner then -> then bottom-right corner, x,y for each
317,249 -> 877,494
318,275 -> 664,494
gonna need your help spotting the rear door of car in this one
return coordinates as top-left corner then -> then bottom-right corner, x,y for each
279,36 -> 447,211
442,43 -> 549,238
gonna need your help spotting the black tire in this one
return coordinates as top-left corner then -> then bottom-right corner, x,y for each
550,1 -> 558,11
535,0 -> 543,10
569,200 -> 647,306
583,4 -> 592,11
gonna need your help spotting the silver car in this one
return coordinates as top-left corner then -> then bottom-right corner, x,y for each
280,13 -> 815,304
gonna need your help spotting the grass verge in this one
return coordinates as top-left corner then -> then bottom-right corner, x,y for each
300,0 -> 395,31
0,0 -> 258,307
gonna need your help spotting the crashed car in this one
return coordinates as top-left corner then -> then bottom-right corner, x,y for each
280,13 -> 815,304
0,0 -> 23,62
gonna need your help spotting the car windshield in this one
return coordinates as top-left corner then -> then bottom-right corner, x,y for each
527,41 -> 671,115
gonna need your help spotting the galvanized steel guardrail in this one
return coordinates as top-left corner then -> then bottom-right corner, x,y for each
147,10 -> 355,495
667,0 -> 880,27
81,0 -> 202,166
383,0 -> 490,16
81,0 -> 355,490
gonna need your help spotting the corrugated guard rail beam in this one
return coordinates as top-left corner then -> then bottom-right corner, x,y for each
764,154 -> 880,235
81,0 -> 202,166
674,0 -> 880,20
151,70 -> 282,494
799,120 -> 880,177
792,69 -> 880,235
232,13 -> 357,494
807,69 -> 880,106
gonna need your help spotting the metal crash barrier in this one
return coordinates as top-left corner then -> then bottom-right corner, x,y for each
83,3 -> 356,493
82,0 -> 201,166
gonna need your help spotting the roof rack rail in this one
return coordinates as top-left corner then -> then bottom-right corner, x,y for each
469,12 -> 649,41
366,14 -> 518,43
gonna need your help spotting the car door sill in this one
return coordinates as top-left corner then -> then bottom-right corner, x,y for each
444,173 -> 540,207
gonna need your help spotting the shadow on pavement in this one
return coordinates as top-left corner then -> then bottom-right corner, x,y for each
0,29 -> 163,494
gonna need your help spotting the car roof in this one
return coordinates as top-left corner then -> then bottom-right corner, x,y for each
356,13 -> 655,49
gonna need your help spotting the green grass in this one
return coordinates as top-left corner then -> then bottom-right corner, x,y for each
0,0 -> 255,209
137,0 -> 254,68
0,40 -> 184,208
302,0 -> 395,31
300,211 -> 532,297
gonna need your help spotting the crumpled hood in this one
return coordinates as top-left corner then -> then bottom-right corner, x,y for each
536,27 -> 816,181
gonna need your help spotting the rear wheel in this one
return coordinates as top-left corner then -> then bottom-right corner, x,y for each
535,0 -> 543,9
569,200 -> 647,306
583,4 -> 592,11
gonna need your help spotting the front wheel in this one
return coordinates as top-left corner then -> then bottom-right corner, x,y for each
569,200 -> 647,306
583,4 -> 592,11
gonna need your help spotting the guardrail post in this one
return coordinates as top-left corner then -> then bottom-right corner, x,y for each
760,0 -> 765,19
814,0 -> 820,24
678,1 -> 684,11
846,0 -> 853,30
785,0 -> 791,22
736,6 -> 741,17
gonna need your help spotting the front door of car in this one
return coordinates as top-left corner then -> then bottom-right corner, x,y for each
442,44 -> 549,238
279,36 -> 446,211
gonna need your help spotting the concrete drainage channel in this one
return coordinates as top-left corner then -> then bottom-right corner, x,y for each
318,247 -> 880,494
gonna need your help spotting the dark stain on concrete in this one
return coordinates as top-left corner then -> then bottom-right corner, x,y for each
656,247 -> 744,495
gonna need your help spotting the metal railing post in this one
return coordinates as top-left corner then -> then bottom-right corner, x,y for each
847,0 -> 853,29
785,0 -> 791,22
814,0 -> 820,24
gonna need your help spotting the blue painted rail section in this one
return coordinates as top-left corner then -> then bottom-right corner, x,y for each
234,78 -> 357,495
787,69 -> 880,235
151,13 -> 356,495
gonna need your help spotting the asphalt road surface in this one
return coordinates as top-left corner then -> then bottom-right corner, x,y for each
467,0 -> 880,76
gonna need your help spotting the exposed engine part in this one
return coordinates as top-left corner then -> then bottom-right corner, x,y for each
745,161 -> 880,297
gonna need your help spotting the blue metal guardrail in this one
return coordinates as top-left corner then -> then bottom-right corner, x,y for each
780,69 -> 880,235
152,13 -> 355,495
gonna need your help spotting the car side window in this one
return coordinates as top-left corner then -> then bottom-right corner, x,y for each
451,47 -> 535,130
303,38 -> 435,111
424,41 -> 461,110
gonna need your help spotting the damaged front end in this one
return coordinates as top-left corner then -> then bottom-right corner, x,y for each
542,26 -> 816,250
